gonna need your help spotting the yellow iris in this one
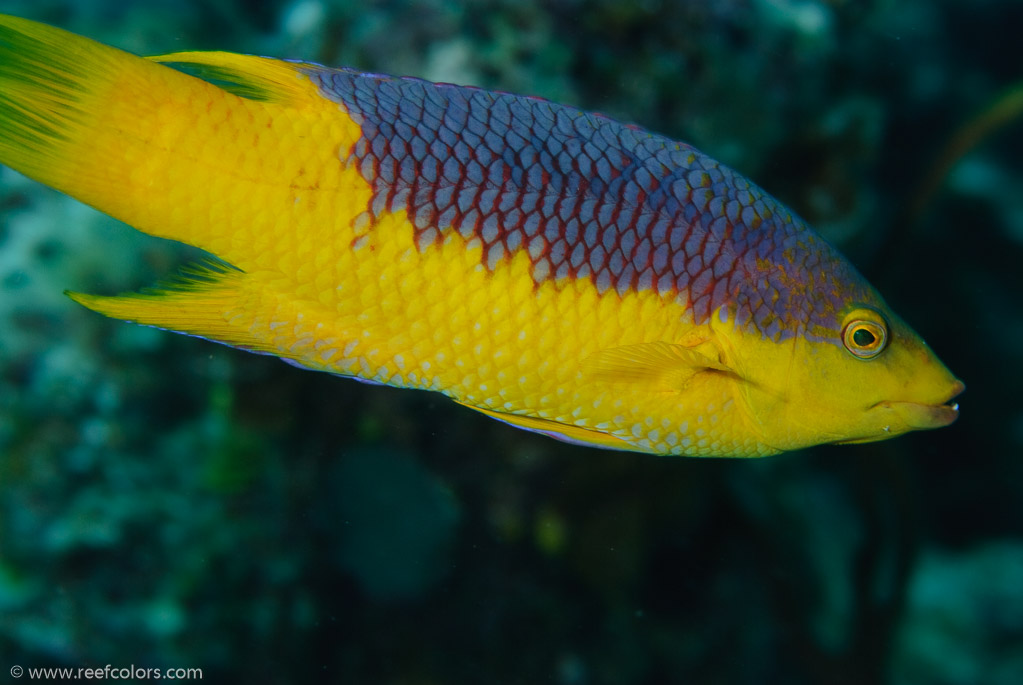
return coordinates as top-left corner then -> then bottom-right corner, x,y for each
842,308 -> 888,359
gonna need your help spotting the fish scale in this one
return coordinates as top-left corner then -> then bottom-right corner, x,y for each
0,15 -> 964,456
312,67 -> 868,341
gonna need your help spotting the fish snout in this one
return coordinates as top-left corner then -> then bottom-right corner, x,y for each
877,379 -> 965,430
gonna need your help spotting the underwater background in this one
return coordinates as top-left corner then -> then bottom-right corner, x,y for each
0,0 -> 1020,683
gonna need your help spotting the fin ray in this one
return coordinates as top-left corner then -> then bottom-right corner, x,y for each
0,14 -> 128,188
582,341 -> 739,389
457,403 -> 640,452
149,51 -> 315,104
0,15 -> 343,261
66,263 -> 278,356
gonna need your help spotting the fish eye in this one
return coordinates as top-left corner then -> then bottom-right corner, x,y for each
841,309 -> 888,359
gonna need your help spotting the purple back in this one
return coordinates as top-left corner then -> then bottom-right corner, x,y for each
307,66 -> 877,342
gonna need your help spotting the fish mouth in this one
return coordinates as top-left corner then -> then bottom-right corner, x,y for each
874,380 -> 966,430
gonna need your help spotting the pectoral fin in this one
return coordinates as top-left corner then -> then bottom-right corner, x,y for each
582,341 -> 741,390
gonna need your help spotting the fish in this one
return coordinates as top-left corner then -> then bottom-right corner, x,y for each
0,14 -> 963,457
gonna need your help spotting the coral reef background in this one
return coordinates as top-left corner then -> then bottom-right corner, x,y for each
1,1 -> 1020,683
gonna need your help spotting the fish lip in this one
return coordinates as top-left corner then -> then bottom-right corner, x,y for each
873,380 -> 966,430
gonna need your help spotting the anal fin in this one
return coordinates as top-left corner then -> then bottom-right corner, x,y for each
66,261 -> 277,356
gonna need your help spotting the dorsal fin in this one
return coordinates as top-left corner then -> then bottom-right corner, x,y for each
149,50 -> 316,104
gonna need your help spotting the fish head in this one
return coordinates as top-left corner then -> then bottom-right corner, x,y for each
715,300 -> 964,452
818,304 -> 964,444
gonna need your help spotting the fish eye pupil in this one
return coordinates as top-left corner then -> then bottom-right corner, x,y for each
853,327 -> 876,347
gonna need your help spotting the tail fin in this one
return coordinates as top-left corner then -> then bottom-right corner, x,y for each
0,15 -> 363,267
0,15 -> 132,194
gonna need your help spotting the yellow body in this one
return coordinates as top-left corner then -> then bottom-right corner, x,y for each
0,16 -> 963,456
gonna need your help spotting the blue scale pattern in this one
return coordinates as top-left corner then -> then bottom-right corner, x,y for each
305,66 -> 875,340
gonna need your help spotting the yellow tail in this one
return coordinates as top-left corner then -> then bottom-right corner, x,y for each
0,15 -> 371,355
0,14 -> 363,267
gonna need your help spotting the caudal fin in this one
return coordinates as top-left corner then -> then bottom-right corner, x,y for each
0,14 -> 362,266
0,15 -> 132,193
